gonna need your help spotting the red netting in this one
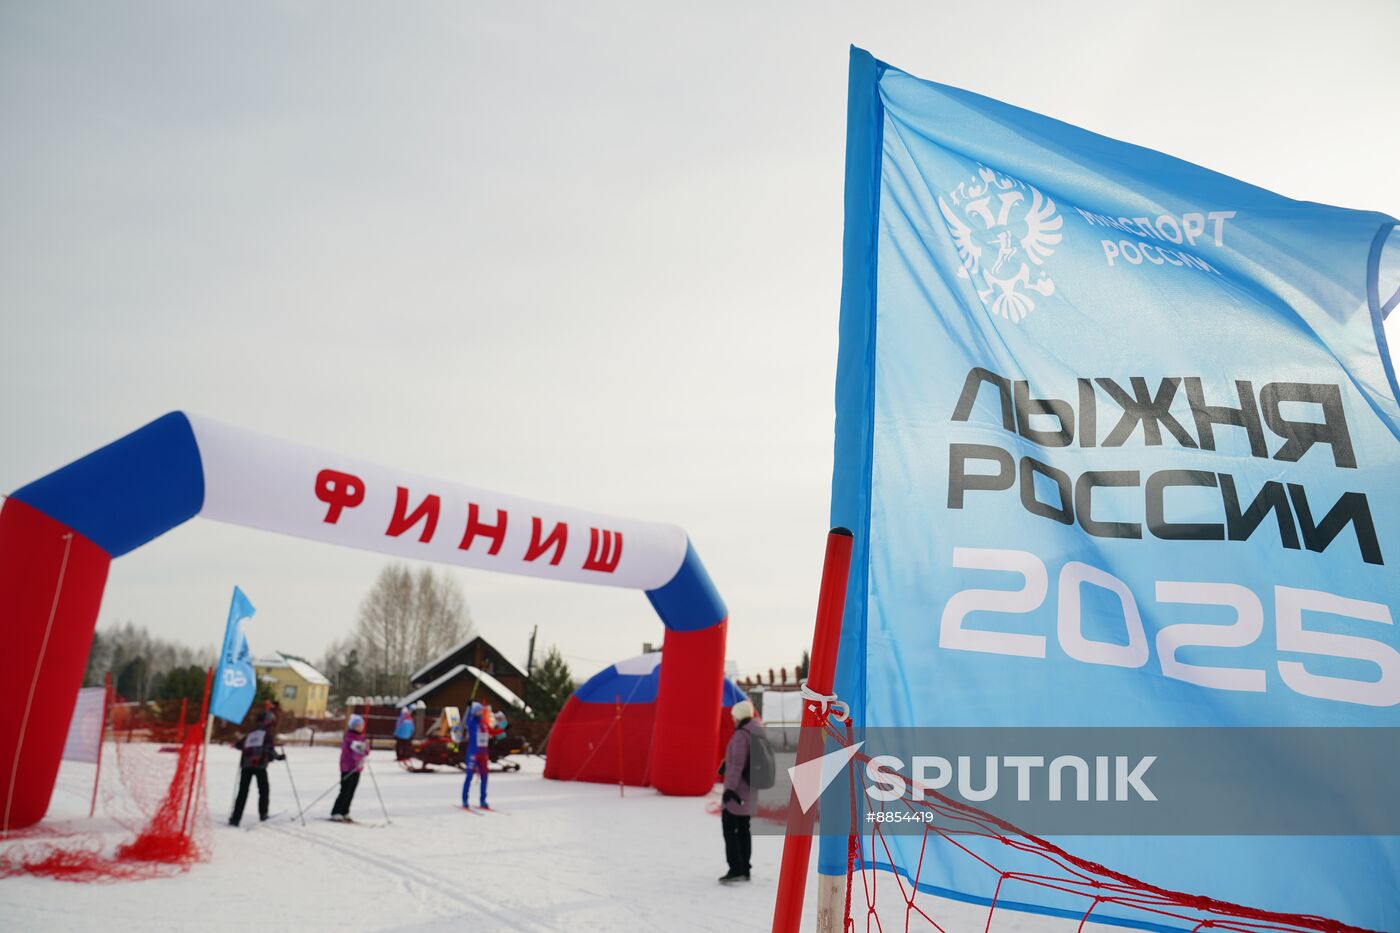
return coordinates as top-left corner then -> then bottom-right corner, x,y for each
819,719 -> 1377,933
0,704 -> 211,882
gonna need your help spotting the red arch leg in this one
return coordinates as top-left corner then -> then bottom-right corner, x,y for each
650,619 -> 727,796
0,498 -> 111,831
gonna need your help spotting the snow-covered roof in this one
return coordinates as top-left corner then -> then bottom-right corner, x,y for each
254,651 -> 330,686
409,635 -> 527,686
398,664 -> 468,708
396,663 -> 530,714
409,636 -> 475,684
464,664 -> 526,711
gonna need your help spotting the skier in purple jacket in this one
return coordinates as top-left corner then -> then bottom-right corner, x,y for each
718,700 -> 766,884
331,714 -> 370,822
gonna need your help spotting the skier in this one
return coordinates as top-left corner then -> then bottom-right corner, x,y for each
229,711 -> 284,826
331,713 -> 371,822
460,701 -> 495,809
394,707 -> 415,762
717,699 -> 768,884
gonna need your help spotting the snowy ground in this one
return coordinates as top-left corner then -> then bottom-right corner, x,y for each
0,745 -> 1071,932
0,744 -> 811,932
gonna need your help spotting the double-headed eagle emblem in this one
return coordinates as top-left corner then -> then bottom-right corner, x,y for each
937,167 -> 1063,323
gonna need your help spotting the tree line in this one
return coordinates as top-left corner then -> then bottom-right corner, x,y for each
83,621 -> 215,703
82,562 -> 576,721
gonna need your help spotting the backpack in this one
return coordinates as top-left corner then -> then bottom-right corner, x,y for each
745,727 -> 776,790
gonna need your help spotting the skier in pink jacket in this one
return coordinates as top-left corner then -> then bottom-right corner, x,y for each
331,714 -> 370,822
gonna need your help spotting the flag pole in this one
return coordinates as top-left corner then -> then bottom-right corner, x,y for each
89,672 -> 113,819
770,528 -> 853,933
182,665 -> 214,838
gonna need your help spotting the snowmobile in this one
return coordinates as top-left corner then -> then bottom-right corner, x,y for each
487,732 -> 525,772
397,734 -> 465,772
398,732 -> 527,773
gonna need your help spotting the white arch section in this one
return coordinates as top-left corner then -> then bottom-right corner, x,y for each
188,415 -> 690,591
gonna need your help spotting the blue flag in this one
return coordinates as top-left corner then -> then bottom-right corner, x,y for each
211,586 -> 257,725
829,48 -> 1399,929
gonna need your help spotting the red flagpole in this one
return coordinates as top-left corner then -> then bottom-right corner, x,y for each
770,528 -> 854,933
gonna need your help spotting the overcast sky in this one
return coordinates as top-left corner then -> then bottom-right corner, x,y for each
3,1 -> 1398,684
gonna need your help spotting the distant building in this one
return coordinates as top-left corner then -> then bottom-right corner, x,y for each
399,635 -> 529,713
254,652 -> 331,718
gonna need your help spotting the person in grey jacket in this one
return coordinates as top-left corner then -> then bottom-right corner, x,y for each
718,699 -> 765,884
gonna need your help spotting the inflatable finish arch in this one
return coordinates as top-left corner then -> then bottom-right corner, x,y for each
544,651 -> 748,786
0,412 -> 727,830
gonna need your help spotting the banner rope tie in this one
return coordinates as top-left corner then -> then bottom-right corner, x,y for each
799,681 -> 849,725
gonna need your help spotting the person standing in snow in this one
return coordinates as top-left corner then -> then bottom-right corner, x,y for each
229,711 -> 284,826
717,699 -> 766,884
460,701 -> 495,809
331,713 -> 370,822
394,707 -> 416,762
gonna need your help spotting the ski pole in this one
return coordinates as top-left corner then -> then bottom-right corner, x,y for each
280,748 -> 306,826
365,759 -> 391,825
294,777 -> 346,823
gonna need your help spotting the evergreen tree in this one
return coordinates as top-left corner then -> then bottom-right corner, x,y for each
153,664 -> 209,702
338,648 -> 366,700
116,656 -> 150,701
522,646 -> 574,722
84,631 -> 107,687
318,642 -> 368,704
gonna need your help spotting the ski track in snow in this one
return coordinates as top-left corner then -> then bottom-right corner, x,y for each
0,746 -> 1075,932
0,745 -> 811,932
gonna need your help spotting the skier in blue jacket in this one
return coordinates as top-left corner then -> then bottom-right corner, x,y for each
394,707 -> 415,762
460,701 -> 492,809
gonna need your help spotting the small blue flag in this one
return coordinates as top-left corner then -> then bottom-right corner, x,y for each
210,586 -> 257,725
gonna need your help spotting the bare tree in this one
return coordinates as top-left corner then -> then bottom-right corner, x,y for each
409,565 -> 468,674
341,563 -> 473,698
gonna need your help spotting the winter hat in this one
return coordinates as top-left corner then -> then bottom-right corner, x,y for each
731,700 -> 755,723
348,714 -> 365,732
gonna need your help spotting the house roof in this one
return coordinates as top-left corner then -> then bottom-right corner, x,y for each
409,635 -> 527,686
466,665 -> 527,710
254,651 -> 330,686
399,664 -> 468,708
397,663 -> 529,713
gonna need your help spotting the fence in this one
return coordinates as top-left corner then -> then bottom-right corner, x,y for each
107,696 -> 555,753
